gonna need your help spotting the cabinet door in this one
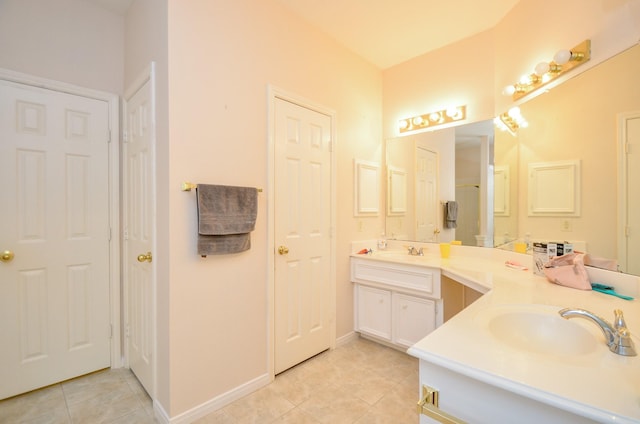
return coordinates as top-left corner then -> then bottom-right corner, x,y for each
393,294 -> 436,348
356,285 -> 392,340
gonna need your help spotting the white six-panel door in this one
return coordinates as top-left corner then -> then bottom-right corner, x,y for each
123,76 -> 155,396
416,147 -> 439,242
274,97 -> 332,374
0,80 -> 111,399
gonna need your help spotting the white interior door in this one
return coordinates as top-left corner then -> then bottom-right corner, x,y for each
123,76 -> 155,396
621,112 -> 640,275
416,147 -> 439,242
0,80 -> 111,399
274,97 -> 332,374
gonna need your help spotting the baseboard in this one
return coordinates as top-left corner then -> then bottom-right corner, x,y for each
335,331 -> 358,347
152,373 -> 271,424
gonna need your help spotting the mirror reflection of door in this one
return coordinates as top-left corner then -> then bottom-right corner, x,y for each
415,147 -> 438,242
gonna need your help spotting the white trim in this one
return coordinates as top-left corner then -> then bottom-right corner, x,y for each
617,110 -> 640,274
266,85 -> 338,379
152,373 -> 271,424
0,67 -> 122,368
122,62 -> 158,398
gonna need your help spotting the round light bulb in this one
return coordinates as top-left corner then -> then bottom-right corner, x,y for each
535,61 -> 550,76
508,107 -> 521,119
399,119 -> 409,129
412,116 -> 424,126
502,85 -> 516,96
445,107 -> 456,118
519,74 -> 532,85
554,49 -> 572,65
429,112 -> 442,123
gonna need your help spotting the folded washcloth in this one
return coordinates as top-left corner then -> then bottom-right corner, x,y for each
444,201 -> 458,229
196,184 -> 258,255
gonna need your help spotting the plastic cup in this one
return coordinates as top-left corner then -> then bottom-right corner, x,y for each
515,242 -> 527,253
439,243 -> 451,258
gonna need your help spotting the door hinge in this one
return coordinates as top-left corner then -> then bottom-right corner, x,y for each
109,324 -> 113,339
123,129 -> 129,143
626,226 -> 631,237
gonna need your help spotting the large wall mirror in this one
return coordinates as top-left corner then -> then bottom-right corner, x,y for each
385,43 -> 640,275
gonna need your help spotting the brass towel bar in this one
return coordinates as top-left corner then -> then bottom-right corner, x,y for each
181,182 -> 262,192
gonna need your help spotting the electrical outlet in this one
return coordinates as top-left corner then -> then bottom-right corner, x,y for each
561,219 -> 572,232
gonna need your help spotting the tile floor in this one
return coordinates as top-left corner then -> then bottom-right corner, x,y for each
0,337 -> 420,424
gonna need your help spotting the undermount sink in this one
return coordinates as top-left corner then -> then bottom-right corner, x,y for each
477,304 -> 599,356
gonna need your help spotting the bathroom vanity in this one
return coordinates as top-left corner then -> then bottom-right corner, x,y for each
350,242 -> 640,423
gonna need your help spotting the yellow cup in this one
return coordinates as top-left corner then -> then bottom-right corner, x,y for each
450,240 -> 462,245
514,242 -> 527,253
439,243 -> 451,259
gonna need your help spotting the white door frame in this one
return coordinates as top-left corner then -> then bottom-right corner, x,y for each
0,67 -> 122,368
617,110 -> 640,273
266,85 -> 337,378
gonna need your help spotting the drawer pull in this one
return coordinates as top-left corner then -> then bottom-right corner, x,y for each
417,385 -> 466,424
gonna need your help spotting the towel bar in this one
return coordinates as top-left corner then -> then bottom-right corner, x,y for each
181,182 -> 262,192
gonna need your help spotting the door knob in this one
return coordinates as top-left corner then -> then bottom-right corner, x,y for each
1,250 -> 14,263
137,252 -> 152,263
278,246 -> 289,255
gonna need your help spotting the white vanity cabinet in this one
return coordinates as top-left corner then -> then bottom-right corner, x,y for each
351,257 -> 442,349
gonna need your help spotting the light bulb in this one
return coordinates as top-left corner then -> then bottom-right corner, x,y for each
519,74 -> 532,85
445,107 -> 458,118
503,85 -> 516,96
535,62 -> 550,76
554,49 -> 572,65
429,112 -> 442,123
412,116 -> 424,126
508,107 -> 521,119
399,119 -> 409,130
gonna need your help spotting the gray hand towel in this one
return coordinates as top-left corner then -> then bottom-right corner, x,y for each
196,184 -> 258,255
444,201 -> 458,229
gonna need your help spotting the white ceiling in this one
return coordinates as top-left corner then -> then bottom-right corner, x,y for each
85,0 -> 519,69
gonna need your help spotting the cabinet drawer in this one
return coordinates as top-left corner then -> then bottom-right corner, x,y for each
351,259 -> 440,298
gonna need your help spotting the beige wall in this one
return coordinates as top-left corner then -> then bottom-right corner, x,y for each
165,0 -> 382,415
0,0 -> 124,94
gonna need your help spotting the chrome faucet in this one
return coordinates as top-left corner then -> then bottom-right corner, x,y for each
407,246 -> 424,256
558,308 -> 637,356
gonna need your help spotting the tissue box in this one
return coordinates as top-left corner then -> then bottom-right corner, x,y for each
532,242 -> 574,276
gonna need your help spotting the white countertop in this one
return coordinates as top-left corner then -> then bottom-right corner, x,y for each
351,241 -> 640,423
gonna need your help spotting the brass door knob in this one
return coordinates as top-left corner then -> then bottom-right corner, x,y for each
137,252 -> 152,263
1,250 -> 14,263
278,246 -> 289,255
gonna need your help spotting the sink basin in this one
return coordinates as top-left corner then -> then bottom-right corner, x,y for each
477,304 -> 599,356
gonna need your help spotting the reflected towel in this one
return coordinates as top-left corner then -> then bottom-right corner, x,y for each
444,201 -> 458,229
196,184 -> 258,255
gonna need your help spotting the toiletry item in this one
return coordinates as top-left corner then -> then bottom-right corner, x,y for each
439,243 -> 450,259
591,283 -> 634,300
514,242 -> 527,253
451,240 -> 462,245
505,261 -> 528,271
357,248 -> 372,255
377,233 -> 387,250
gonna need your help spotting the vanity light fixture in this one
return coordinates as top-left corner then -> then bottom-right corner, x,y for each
399,105 -> 467,134
494,106 -> 528,136
503,39 -> 591,101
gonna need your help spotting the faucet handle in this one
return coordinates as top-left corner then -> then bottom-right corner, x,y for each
613,309 -> 627,331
